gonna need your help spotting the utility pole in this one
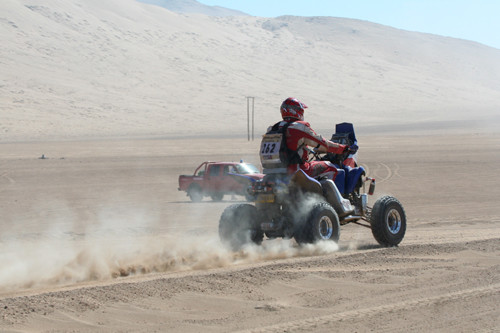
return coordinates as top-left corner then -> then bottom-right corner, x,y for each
246,96 -> 255,141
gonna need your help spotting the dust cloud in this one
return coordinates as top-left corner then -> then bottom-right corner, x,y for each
0,201 -> 339,293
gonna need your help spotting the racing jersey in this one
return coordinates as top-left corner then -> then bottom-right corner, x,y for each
268,120 -> 346,162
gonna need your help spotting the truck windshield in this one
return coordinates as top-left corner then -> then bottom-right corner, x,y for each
235,163 -> 259,174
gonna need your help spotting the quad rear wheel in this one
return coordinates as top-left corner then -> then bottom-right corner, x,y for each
294,202 -> 340,244
370,196 -> 406,246
219,204 -> 263,250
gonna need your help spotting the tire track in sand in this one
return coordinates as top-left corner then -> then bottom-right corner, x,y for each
0,172 -> 16,184
362,162 -> 399,184
239,284 -> 500,333
374,162 -> 393,183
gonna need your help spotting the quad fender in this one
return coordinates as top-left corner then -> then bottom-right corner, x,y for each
289,169 -> 323,195
320,179 -> 354,217
344,166 -> 366,194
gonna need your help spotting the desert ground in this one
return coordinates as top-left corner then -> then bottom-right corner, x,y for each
0,125 -> 499,332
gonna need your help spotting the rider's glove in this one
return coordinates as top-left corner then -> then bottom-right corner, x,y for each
348,144 -> 358,154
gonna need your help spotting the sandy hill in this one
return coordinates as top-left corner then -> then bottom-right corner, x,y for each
1,0 -> 499,141
137,0 -> 248,16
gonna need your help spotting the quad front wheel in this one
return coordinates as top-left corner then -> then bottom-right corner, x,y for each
370,196 -> 406,246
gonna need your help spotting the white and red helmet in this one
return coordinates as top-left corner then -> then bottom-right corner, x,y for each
280,97 -> 308,121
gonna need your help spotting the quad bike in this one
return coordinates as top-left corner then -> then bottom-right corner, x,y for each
219,123 -> 406,250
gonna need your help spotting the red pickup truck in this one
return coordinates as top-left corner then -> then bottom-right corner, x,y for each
178,161 -> 265,202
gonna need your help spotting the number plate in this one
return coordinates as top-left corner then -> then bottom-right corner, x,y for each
256,194 -> 275,203
260,134 -> 281,161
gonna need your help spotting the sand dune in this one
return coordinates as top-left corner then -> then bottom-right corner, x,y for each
1,0 -> 499,141
137,0 -> 249,16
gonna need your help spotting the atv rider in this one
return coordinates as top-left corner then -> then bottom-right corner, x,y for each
267,97 -> 351,179
259,97 -> 357,216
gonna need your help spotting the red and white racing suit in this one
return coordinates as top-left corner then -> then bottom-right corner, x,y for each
270,120 -> 347,179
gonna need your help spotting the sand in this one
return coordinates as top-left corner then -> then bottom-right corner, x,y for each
1,0 -> 499,332
0,130 -> 499,332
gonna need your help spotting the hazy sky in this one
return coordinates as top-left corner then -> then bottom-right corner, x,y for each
197,0 -> 500,50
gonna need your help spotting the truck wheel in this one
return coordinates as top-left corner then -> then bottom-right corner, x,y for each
210,192 -> 224,201
187,184 -> 203,202
219,204 -> 263,250
294,202 -> 340,244
370,196 -> 406,246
